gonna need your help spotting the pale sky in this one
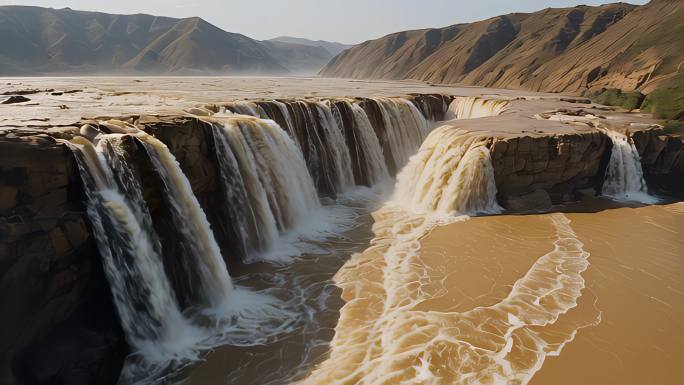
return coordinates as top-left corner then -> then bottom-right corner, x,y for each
1,0 -> 649,44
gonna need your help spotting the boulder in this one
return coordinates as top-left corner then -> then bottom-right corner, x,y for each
1,95 -> 30,104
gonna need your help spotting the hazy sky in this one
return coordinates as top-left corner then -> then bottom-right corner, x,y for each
1,0 -> 649,44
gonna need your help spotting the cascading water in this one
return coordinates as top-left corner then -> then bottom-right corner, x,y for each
210,115 -> 321,260
446,96 -> 510,120
393,127 -> 501,215
136,133 -> 234,306
62,94 -> 457,384
224,100 -> 263,117
373,97 -> 430,171
602,130 -> 657,203
63,135 -> 200,360
316,101 -> 356,191
347,102 -> 392,184
210,125 -> 261,260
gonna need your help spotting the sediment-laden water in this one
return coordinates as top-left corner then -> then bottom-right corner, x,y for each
63,94 -> 682,385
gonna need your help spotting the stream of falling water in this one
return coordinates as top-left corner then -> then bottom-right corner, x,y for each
601,129 -> 658,204
446,96 -> 511,120
136,133 -> 234,306
64,136 -> 204,364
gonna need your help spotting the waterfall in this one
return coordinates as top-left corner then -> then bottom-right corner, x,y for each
316,101 -> 356,191
446,96 -> 510,120
224,101 -> 262,117
373,97 -> 429,171
63,135 -> 197,357
345,102 -> 391,185
211,115 -> 320,258
602,130 -> 656,203
136,133 -> 233,306
210,125 -> 261,259
393,127 -> 501,215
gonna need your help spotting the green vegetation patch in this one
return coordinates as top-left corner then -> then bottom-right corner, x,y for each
662,120 -> 684,137
640,76 -> 684,121
588,88 -> 645,110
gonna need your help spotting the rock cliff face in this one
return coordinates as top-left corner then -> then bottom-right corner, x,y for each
631,128 -> 684,194
0,131 -> 126,385
490,132 -> 612,207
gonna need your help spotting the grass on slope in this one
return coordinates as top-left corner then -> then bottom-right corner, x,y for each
588,88 -> 645,110
587,74 -> 684,121
640,75 -> 684,121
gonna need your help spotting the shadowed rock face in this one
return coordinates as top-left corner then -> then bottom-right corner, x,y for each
490,132 -> 613,205
0,132 -> 126,385
321,1 -> 683,94
632,128 -> 684,194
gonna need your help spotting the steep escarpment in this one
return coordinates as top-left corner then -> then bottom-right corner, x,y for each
0,131 -> 126,385
321,0 -> 683,95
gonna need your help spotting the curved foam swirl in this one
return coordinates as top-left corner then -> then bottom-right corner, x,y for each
303,210 -> 595,385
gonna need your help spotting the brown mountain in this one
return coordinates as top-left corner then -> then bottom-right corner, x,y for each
269,36 -> 353,56
261,40 -> 334,74
0,6 -> 328,75
321,0 -> 683,94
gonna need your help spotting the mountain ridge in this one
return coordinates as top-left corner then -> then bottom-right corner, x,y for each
320,0 -> 683,95
269,36 -> 353,56
0,6 -> 332,75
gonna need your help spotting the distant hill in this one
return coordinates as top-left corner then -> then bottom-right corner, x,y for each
261,40 -> 335,75
0,6 -> 333,75
269,36 -> 353,56
321,0 -> 683,95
